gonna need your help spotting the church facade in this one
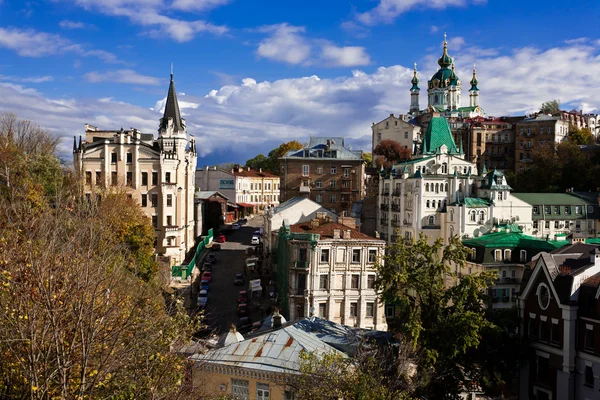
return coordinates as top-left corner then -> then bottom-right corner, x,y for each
73,75 -> 198,265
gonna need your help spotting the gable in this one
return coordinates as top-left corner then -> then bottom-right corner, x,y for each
520,255 -> 563,309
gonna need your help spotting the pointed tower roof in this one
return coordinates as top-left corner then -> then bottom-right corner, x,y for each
159,73 -> 184,133
411,62 -> 420,91
437,33 -> 453,69
420,117 -> 460,155
470,64 -> 479,91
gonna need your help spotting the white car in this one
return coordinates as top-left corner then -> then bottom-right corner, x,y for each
197,290 -> 208,308
251,236 -> 260,245
232,223 -> 240,230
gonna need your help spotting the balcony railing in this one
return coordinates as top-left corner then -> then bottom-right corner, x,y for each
403,220 -> 412,226
380,204 -> 389,211
293,260 -> 309,268
381,190 -> 390,196
299,186 -> 310,193
342,187 -> 352,192
380,218 -> 388,224
391,220 -> 399,227
391,204 -> 400,212
392,190 -> 401,197
500,277 -> 521,284
422,225 -> 441,230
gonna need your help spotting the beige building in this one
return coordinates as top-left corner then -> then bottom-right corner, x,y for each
371,113 -> 421,166
73,75 -> 197,265
514,115 -> 569,173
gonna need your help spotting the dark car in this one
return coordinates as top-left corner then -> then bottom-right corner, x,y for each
200,279 -> 210,291
211,243 -> 221,251
207,254 -> 217,264
202,263 -> 212,272
237,317 -> 253,334
238,218 -> 247,225
234,273 -> 244,285
237,303 -> 249,317
237,290 -> 248,304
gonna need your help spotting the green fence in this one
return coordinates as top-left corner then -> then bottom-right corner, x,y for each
171,228 -> 214,279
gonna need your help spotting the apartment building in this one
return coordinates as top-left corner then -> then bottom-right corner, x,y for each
514,115 -> 569,173
279,137 -> 365,215
371,113 -> 421,165
275,217 -> 386,330
73,75 -> 197,265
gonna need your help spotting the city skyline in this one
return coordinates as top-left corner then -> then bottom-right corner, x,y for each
0,0 -> 599,166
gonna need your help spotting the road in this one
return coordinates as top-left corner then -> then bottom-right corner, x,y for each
203,216 -> 266,334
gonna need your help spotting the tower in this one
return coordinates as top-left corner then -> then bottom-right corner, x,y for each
469,64 -> 479,108
410,62 -> 420,114
158,72 -> 187,157
427,34 -> 462,112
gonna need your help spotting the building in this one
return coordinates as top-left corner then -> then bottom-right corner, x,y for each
376,116 -> 533,244
462,224 -> 567,308
275,217 -> 386,330
196,191 -> 232,234
371,113 -> 421,166
279,137 -> 365,215
514,115 -> 569,173
512,193 -> 600,240
518,243 -> 600,400
468,118 -> 515,172
262,197 -> 337,257
73,74 -> 197,265
196,165 -> 280,211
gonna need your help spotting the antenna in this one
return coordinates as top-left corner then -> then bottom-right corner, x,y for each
170,63 -> 174,80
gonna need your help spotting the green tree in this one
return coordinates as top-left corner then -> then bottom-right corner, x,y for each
362,152 -> 373,165
540,99 -> 560,114
376,234 -> 497,399
245,153 -> 269,171
266,140 -> 303,174
568,124 -> 594,145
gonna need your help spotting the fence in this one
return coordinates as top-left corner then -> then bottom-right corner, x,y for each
171,228 -> 214,279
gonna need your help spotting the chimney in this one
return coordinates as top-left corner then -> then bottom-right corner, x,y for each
272,310 -> 282,329
338,216 -> 356,229
259,168 -> 262,173
310,219 -> 320,229
343,230 -> 351,240
333,229 -> 341,239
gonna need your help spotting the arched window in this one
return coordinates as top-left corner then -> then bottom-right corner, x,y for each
463,167 -> 467,174
471,248 -> 477,260
479,211 -> 485,223
450,226 -> 454,237
520,250 -> 527,262
432,200 -> 436,209
434,94 -> 439,104
450,209 -> 454,221
425,183 -> 429,191
426,200 -> 430,208
435,183 -> 439,193
504,249 -> 512,261
442,163 -> 448,174
445,183 -> 449,192
443,200 -> 447,209
459,183 -> 463,193
428,215 -> 435,225
470,211 -> 476,222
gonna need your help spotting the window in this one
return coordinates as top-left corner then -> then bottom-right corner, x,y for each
539,320 -> 548,341
317,166 -> 323,174
151,215 -> 158,228
551,321 -> 559,344
302,165 -> 309,176
498,192 -> 503,201
315,194 -> 322,203
404,131 -> 408,139
585,326 -> 594,349
367,275 -> 375,289
126,152 -> 132,164
503,249 -> 511,261
385,305 -> 395,318
85,171 -> 92,185
256,383 -> 270,400
495,249 -> 502,261
366,302 -> 374,317
231,379 -> 249,399
342,180 -> 351,189
533,221 -> 538,229
330,194 -> 336,203
368,249 -> 377,263
126,171 -> 132,186
565,206 -> 571,214
152,172 -> 158,185
167,216 -> 172,226
111,152 -> 117,164
585,366 -> 594,388
544,205 -> 551,214
520,250 -> 527,262
318,303 -> 327,318
533,206 -> 539,214
343,168 -> 350,178
470,211 -> 476,222
151,194 -> 158,207
350,302 -> 358,317
554,206 -> 560,214
319,275 -> 329,290
428,215 -> 435,225
528,318 -> 536,338
352,249 -> 361,263
479,211 -> 485,223
111,171 -> 118,186
450,209 -> 454,221
284,391 -> 296,400
351,274 -> 360,289
165,172 -> 171,183
545,221 -> 550,229
141,194 -> 147,207
95,171 -> 101,186
315,179 -> 322,189
320,249 -> 330,263
554,221 -> 559,229
331,166 -> 337,174
167,194 -> 172,207
141,172 -> 148,186
330,179 -> 336,188
576,206 -> 582,214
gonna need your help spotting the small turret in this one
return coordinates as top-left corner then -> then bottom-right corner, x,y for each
469,64 -> 479,108
410,62 -> 420,114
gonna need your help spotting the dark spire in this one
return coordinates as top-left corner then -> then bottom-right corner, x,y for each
78,136 -> 82,150
73,136 -> 77,152
159,72 -> 184,133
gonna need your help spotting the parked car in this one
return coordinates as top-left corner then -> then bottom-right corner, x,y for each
254,230 -> 262,236
237,316 -> 253,333
237,303 -> 249,317
251,236 -> 260,245
238,218 -> 247,225
234,273 -> 244,285
237,290 -> 248,304
207,254 -> 217,264
200,279 -> 210,291
211,243 -> 221,251
216,234 -> 226,243
197,290 -> 208,308
202,263 -> 212,272
201,271 -> 212,283
232,223 -> 240,230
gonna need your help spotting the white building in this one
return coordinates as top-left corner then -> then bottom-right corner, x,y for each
74,74 -> 197,265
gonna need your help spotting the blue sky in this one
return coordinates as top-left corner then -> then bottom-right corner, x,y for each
1,0 -> 599,167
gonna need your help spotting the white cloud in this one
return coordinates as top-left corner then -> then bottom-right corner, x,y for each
0,27 -> 122,63
59,20 -> 90,29
256,24 -> 371,67
0,75 -> 54,83
340,21 -> 370,38
430,25 -> 439,33
448,36 -> 466,50
356,0 -> 485,25
256,24 -> 312,65
67,0 -> 228,42
84,69 -> 161,85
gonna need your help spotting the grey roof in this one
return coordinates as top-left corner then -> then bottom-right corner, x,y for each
282,136 -> 363,160
159,74 -> 184,132
272,197 -> 338,217
196,191 -> 229,200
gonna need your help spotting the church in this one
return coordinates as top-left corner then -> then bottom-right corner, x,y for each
73,74 -> 198,265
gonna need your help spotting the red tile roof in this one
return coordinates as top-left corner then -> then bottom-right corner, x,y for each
290,221 -> 379,241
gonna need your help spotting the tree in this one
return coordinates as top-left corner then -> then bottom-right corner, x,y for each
373,140 -> 411,168
568,124 -> 594,145
376,234 -> 497,399
245,153 -> 269,171
245,140 -> 304,175
540,99 -> 560,115
362,152 -> 373,165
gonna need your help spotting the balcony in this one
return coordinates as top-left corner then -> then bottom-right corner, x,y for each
392,190 -> 401,197
422,225 -> 441,230
293,260 -> 309,269
502,296 -> 510,303
391,204 -> 400,212
380,204 -> 389,211
403,220 -> 412,226
500,277 -> 521,284
299,186 -> 311,193
342,187 -> 352,192
381,190 -> 390,196
391,220 -> 400,227
380,218 -> 388,224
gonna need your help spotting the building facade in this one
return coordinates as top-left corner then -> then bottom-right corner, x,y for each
73,75 -> 197,265
514,115 -> 569,173
371,114 -> 421,166
279,137 -> 365,215
275,218 -> 386,330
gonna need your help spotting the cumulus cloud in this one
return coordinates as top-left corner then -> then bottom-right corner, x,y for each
0,27 -> 122,63
84,69 -> 161,85
356,0 -> 485,25
2,39 -> 600,164
67,0 -> 228,42
256,24 -> 371,67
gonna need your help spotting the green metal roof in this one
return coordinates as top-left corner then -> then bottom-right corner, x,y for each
420,117 -> 461,155
479,169 -> 512,190
463,228 -> 568,250
512,193 -> 595,206
457,106 -> 478,112
450,197 -> 492,208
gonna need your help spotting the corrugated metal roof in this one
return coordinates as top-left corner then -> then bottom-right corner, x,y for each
512,193 -> 595,206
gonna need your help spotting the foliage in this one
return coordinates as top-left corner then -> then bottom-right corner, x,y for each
288,340 -> 419,400
245,153 -> 269,171
373,140 -> 411,168
568,123 -> 594,145
362,151 -> 373,165
540,99 -> 560,114
376,234 -> 497,399
508,141 -> 600,192
245,140 -> 303,175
